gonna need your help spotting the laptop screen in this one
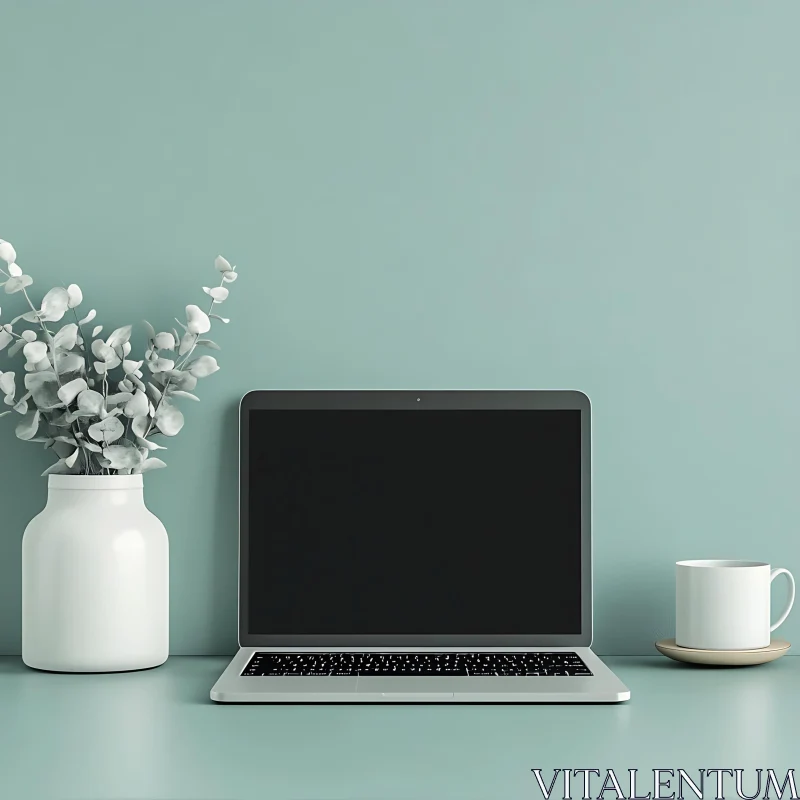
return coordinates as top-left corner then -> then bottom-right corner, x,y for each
247,408 -> 582,636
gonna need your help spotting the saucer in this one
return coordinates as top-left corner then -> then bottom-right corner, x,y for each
655,638 -> 790,666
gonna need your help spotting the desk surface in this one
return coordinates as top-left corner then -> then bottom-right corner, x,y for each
1,655 -> 797,799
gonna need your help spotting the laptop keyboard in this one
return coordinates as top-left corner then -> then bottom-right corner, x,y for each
242,651 -> 592,677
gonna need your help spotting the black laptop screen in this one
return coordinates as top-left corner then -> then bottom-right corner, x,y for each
247,409 -> 582,636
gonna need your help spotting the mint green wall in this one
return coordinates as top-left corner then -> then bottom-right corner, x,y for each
1,1 -> 798,656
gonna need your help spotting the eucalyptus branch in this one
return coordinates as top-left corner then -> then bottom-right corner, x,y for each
71,308 -> 92,377
18,285 -> 90,460
21,287 -> 63,384
0,240 -> 238,476
142,269 -> 230,440
174,274 -> 225,371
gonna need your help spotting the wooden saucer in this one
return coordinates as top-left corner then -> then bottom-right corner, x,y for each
655,638 -> 790,666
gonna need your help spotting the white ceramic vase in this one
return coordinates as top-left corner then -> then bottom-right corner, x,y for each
22,474 -> 169,672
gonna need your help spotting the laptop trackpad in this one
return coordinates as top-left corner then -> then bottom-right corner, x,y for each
357,677 -> 455,699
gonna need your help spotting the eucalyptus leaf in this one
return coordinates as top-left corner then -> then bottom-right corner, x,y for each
131,414 -> 150,438
178,332 -> 195,355
169,390 -> 200,402
65,447 -> 80,468
24,372 -> 62,410
24,370 -> 55,390
142,319 -> 156,342
122,359 -> 143,375
7,340 -> 24,357
0,330 -> 12,350
39,287 -> 70,322
92,348 -> 122,375
4,275 -> 33,294
209,313 -> 229,324
54,352 -> 85,375
102,445 -> 143,469
214,255 -> 232,272
91,339 -> 115,361
12,311 -> 39,326
106,392 -> 134,407
222,271 -> 238,283
41,459 -> 69,476
106,325 -> 132,348
57,377 -> 88,405
189,355 -> 219,378
67,284 -> 83,308
185,305 -> 211,334
155,402 -> 184,436
15,409 -> 40,440
0,371 -> 14,397
129,374 -> 146,392
148,358 -> 174,374
77,389 -> 105,415
146,382 -> 162,402
20,330 -> 37,342
196,339 -> 221,350
23,341 -> 48,363
30,357 -> 52,373
0,409 -> 12,418
82,441 -> 102,453
87,415 -> 124,444
92,325 -> 103,337
136,457 -> 167,473
12,395 -> 29,414
79,309 -> 97,325
0,239 -> 17,263
202,286 -> 229,303
54,323 -> 78,351
154,332 -> 175,350
136,436 -> 166,451
169,372 -> 197,391
124,390 -> 149,418
118,379 -> 134,392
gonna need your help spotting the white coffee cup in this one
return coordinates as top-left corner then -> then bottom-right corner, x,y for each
676,560 -> 795,650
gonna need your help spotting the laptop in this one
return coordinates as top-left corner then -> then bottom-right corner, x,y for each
211,390 -> 630,703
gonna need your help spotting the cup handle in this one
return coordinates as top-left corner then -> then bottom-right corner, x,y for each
770,568 -> 796,632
